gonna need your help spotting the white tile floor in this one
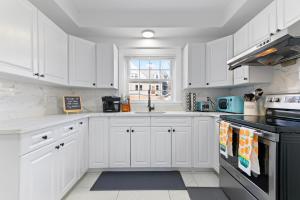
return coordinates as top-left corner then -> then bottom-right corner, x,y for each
63,171 -> 219,200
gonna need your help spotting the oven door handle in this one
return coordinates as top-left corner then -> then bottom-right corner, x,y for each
217,120 -> 279,142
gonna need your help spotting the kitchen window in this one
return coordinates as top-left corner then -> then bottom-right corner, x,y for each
128,58 -> 173,101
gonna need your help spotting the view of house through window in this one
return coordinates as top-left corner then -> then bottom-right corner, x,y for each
128,58 -> 173,101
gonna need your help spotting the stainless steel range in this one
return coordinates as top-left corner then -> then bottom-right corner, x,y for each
220,94 -> 300,200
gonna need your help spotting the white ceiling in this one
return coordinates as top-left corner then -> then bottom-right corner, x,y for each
28,0 -> 273,43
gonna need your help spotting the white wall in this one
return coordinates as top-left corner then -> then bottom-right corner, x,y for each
231,61 -> 300,96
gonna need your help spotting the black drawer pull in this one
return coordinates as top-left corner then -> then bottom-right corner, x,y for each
79,122 -> 83,125
42,135 -> 48,140
69,127 -> 74,131
60,143 -> 65,147
55,146 -> 60,150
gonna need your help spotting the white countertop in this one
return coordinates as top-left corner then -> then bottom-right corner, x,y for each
0,111 -> 235,135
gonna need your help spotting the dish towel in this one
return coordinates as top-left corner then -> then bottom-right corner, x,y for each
219,121 -> 233,158
251,133 -> 260,175
238,127 -> 260,176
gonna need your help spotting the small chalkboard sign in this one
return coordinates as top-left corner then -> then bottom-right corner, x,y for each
63,96 -> 82,113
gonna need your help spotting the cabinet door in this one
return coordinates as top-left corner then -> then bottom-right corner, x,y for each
89,117 -> 109,168
234,65 -> 249,85
183,43 -> 206,88
0,0 -> 38,78
206,35 -> 233,87
213,118 -> 220,173
150,127 -> 172,167
69,36 -> 96,87
234,24 -> 249,56
131,127 -> 151,167
96,43 -> 119,89
78,119 -> 89,177
59,134 -> 78,197
38,11 -> 68,85
249,1 -> 277,47
172,127 -> 192,167
109,127 -> 131,168
277,0 -> 300,30
20,144 -> 58,200
193,117 -> 212,168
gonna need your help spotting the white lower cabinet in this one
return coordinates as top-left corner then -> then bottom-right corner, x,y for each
20,143 -> 58,200
172,127 -> 192,167
109,127 -> 131,168
89,117 -> 109,168
150,127 -> 172,167
193,117 -> 213,168
59,134 -> 78,197
77,119 -> 89,178
131,127 -> 151,168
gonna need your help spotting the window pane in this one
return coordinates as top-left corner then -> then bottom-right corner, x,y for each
129,70 -> 139,79
129,59 -> 139,70
149,60 -> 160,69
140,60 -> 149,70
150,70 -> 160,80
140,69 -> 150,79
161,60 -> 171,69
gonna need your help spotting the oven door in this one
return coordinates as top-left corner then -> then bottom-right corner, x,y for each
219,122 -> 278,200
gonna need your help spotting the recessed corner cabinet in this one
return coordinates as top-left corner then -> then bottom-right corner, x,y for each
206,35 -> 234,87
69,35 -> 96,88
96,43 -> 119,89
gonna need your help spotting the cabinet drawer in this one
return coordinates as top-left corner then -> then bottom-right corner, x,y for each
60,122 -> 78,138
151,117 -> 192,127
20,128 -> 57,155
110,117 -> 150,127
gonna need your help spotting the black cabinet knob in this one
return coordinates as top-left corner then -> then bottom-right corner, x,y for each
110,83 -> 114,86
173,129 -> 176,132
126,130 -> 130,133
55,146 -> 60,150
60,143 -> 65,147
189,83 -> 191,86
168,129 -> 171,133
33,73 -> 39,77
93,83 -> 96,86
244,77 -> 248,80
131,130 -> 134,133
206,83 -> 209,86
79,122 -> 83,125
42,135 -> 48,140
39,74 -> 45,78
69,127 -> 74,130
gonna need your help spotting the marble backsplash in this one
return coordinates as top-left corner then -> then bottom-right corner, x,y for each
0,78 -> 116,121
230,61 -> 300,96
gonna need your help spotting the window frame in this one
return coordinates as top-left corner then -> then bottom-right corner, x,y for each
126,56 -> 175,103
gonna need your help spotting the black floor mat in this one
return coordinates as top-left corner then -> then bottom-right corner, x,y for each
90,171 -> 186,191
187,187 -> 229,200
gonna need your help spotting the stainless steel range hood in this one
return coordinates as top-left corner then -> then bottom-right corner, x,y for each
228,21 -> 300,70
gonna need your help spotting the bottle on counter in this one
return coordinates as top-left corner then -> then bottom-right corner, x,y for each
121,96 -> 131,112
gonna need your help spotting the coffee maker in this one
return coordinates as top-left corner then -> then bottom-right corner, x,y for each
102,96 -> 121,112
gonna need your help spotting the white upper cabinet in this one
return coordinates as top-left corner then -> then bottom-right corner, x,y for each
96,43 -> 119,89
234,24 -> 249,56
183,43 -> 206,88
0,0 -> 38,78
38,11 -> 68,85
69,36 -> 96,88
206,35 -> 233,87
277,0 -> 300,30
234,65 -> 273,85
249,1 -> 277,47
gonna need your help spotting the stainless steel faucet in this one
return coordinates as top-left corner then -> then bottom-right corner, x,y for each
148,88 -> 155,112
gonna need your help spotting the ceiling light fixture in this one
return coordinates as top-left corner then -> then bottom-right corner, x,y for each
142,30 -> 155,38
